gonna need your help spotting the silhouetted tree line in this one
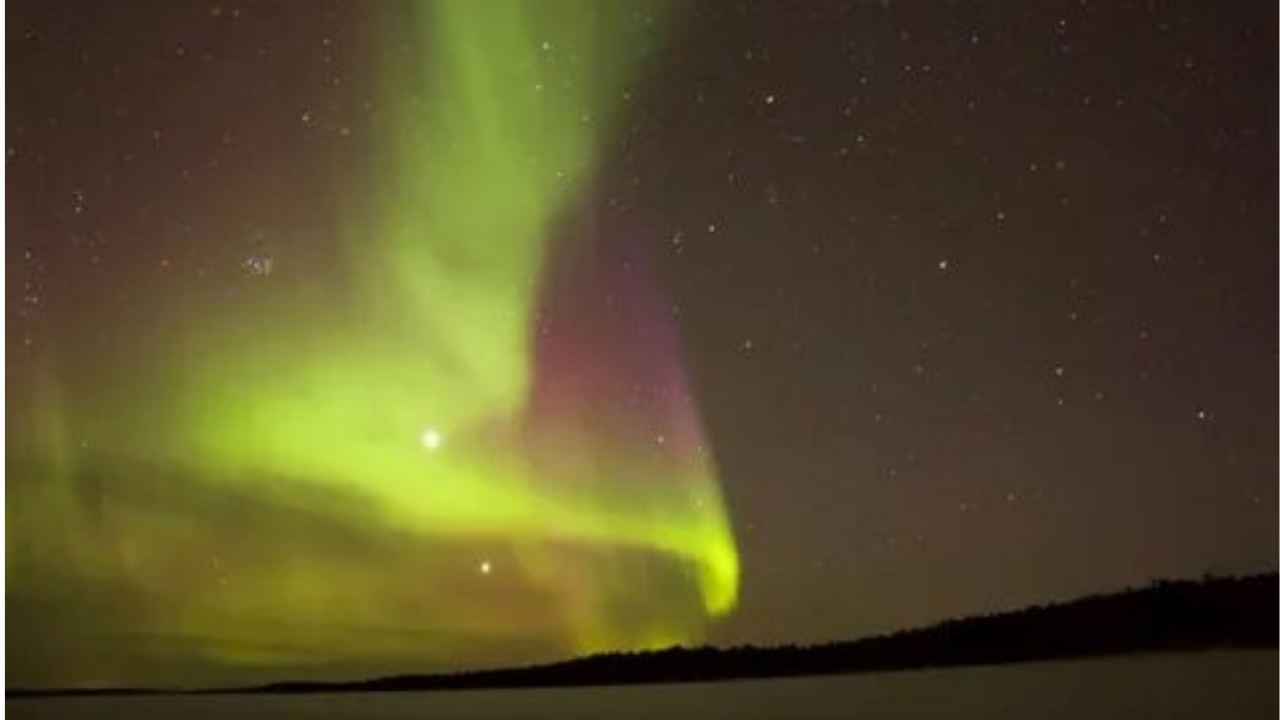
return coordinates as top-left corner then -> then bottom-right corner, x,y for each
9,572 -> 1273,697
244,571 -> 1276,694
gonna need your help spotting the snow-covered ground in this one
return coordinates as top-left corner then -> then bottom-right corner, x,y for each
9,651 -> 1275,720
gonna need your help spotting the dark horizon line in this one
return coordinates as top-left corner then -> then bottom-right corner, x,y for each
9,569 -> 1277,699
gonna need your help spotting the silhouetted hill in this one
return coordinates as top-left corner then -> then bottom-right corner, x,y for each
9,572 -> 1275,697
249,572 -> 1279,694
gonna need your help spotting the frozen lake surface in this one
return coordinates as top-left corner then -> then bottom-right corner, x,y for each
8,651 -> 1275,720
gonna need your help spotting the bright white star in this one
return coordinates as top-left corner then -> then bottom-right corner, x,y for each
420,427 -> 443,451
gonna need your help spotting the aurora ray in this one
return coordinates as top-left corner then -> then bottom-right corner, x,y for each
7,0 -> 737,686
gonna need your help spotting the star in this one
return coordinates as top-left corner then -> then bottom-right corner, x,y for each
420,427 -> 443,451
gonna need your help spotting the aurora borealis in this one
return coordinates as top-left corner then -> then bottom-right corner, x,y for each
8,0 -> 1277,694
159,0 -> 738,619
9,0 -> 737,685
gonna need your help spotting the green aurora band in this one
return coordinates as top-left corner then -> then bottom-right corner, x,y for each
8,0 -> 738,685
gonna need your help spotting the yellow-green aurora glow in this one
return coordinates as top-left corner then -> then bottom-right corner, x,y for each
7,0 -> 738,686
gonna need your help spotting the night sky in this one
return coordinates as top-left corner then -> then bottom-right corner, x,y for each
7,0 -> 1276,689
